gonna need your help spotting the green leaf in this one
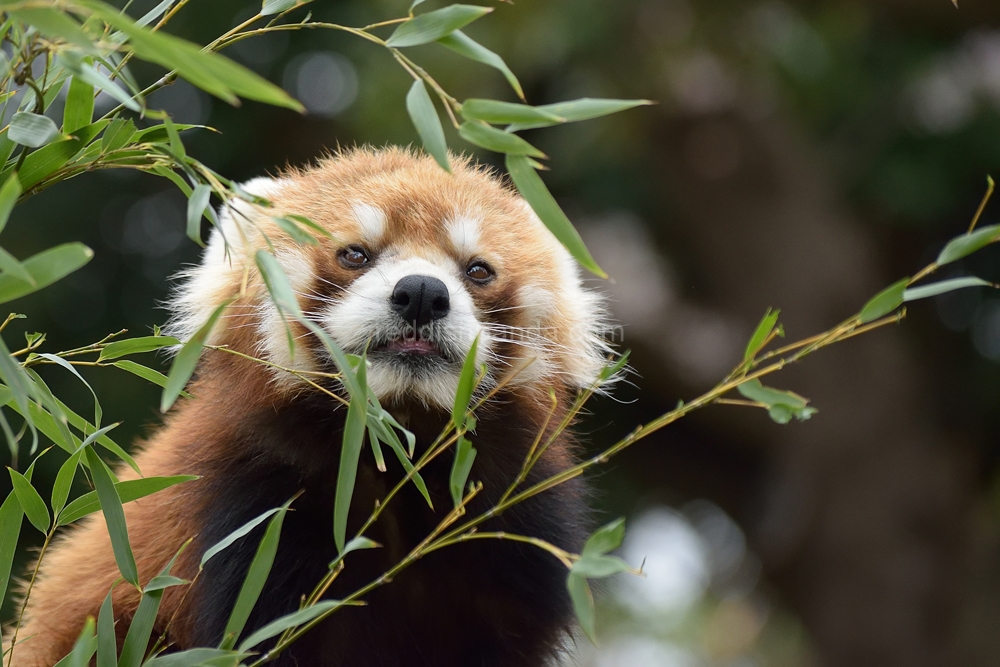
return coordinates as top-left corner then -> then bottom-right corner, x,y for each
0,170 -> 22,235
59,475 -> 197,526
255,250 -> 301,358
135,0 -> 178,27
119,587 -> 164,667
744,308 -> 780,362
100,118 -> 136,152
583,517 -> 626,555
437,31 -> 523,100
459,122 -> 545,157
449,435 -> 477,507
110,360 -> 181,394
368,411 -> 432,507
143,574 -> 188,592
83,445 -> 139,587
737,378 -> 817,424
18,120 -> 110,189
273,215 -> 319,245
9,467 -> 50,533
859,278 -> 909,323
51,448 -> 84,518
9,8 -> 95,50
261,0 -> 313,15
508,97 -> 654,132
0,246 -> 35,286
99,336 -> 180,361
24,368 -> 75,452
599,351 -> 630,383
452,334 -> 479,432
0,242 -> 92,305
567,572 -> 596,643
36,352 -> 103,427
9,112 -> 62,148
334,354 -> 368,554
96,587 -> 117,667
237,600 -> 342,652
937,224 -> 1000,265
161,300 -> 230,412
186,184 -> 211,247
904,277 -> 994,302
367,424 -> 386,472
283,213 -> 334,239
57,396 -> 138,472
143,650 -> 245,667
220,500 -> 292,649
506,154 -> 606,277
79,2 -> 303,112
571,553 -> 631,578
0,334 -> 35,454
386,4 -> 493,48
406,79 -> 450,172
59,53 -> 141,113
0,491 -> 25,604
66,616 -> 97,667
461,99 -> 563,125
199,507 -> 283,570
63,77 -> 96,135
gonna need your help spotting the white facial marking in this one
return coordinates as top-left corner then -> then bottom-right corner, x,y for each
352,203 -> 387,244
446,214 -> 482,258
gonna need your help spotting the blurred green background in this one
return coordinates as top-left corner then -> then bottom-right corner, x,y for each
4,1 -> 1000,665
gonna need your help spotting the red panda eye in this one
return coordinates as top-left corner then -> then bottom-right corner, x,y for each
466,262 -> 494,284
339,246 -> 370,268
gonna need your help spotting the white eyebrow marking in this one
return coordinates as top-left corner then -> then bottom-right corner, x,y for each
447,214 -> 482,257
352,203 -> 387,243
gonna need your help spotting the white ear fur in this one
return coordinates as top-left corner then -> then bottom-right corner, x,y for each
165,177 -> 289,344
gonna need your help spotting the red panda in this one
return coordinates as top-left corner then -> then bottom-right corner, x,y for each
6,147 -> 613,666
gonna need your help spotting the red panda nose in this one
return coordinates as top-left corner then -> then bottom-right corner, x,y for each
390,275 -> 451,328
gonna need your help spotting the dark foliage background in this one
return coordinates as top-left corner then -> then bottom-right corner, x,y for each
4,0 -> 1000,665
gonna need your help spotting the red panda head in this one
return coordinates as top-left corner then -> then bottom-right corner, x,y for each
168,147 -> 612,409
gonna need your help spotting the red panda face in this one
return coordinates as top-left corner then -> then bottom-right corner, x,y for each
168,148 -> 611,409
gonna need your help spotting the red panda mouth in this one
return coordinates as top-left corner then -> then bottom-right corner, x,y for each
380,337 -> 442,357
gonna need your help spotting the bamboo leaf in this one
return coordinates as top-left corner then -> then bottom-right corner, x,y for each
567,573 -> 596,643
452,334 -> 479,432
118,588 -> 164,667
583,517 -> 626,555
99,336 -> 180,361
59,53 -> 141,113
78,2 -> 303,111
508,97 -> 654,132
161,300 -> 230,412
859,278 -> 909,323
83,445 -> 139,587
199,507 -> 283,570
449,435 -> 476,507
9,112 -> 63,148
111,360 -> 181,394
96,587 -> 117,667
0,246 -> 35,286
100,118 -> 136,153
261,0 -> 313,15
237,600 -> 342,652
18,120 -> 109,189
744,309 -> 781,362
571,554 -> 630,578
406,79 -> 450,172
0,171 -> 22,235
37,352 -> 103,427
63,76 -> 95,134
9,467 -> 50,533
506,154 -> 606,277
273,215 -> 319,246
0,491 -> 24,604
220,500 -> 292,649
386,4 -> 493,48
737,378 -> 817,424
461,99 -> 563,125
937,224 -> 1000,265
334,354 -> 368,554
144,650 -> 245,667
186,184 -> 211,247
9,8 -> 94,50
459,122 -> 545,157
0,242 -> 93,304
904,277 -> 994,301
437,31 -> 522,99
65,616 -> 97,667
255,250 -> 300,358
51,448 -> 84,518
59,475 -> 197,526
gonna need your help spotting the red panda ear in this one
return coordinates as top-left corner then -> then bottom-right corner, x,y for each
165,177 -> 290,345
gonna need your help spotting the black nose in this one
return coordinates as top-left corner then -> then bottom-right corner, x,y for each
390,275 -> 451,328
